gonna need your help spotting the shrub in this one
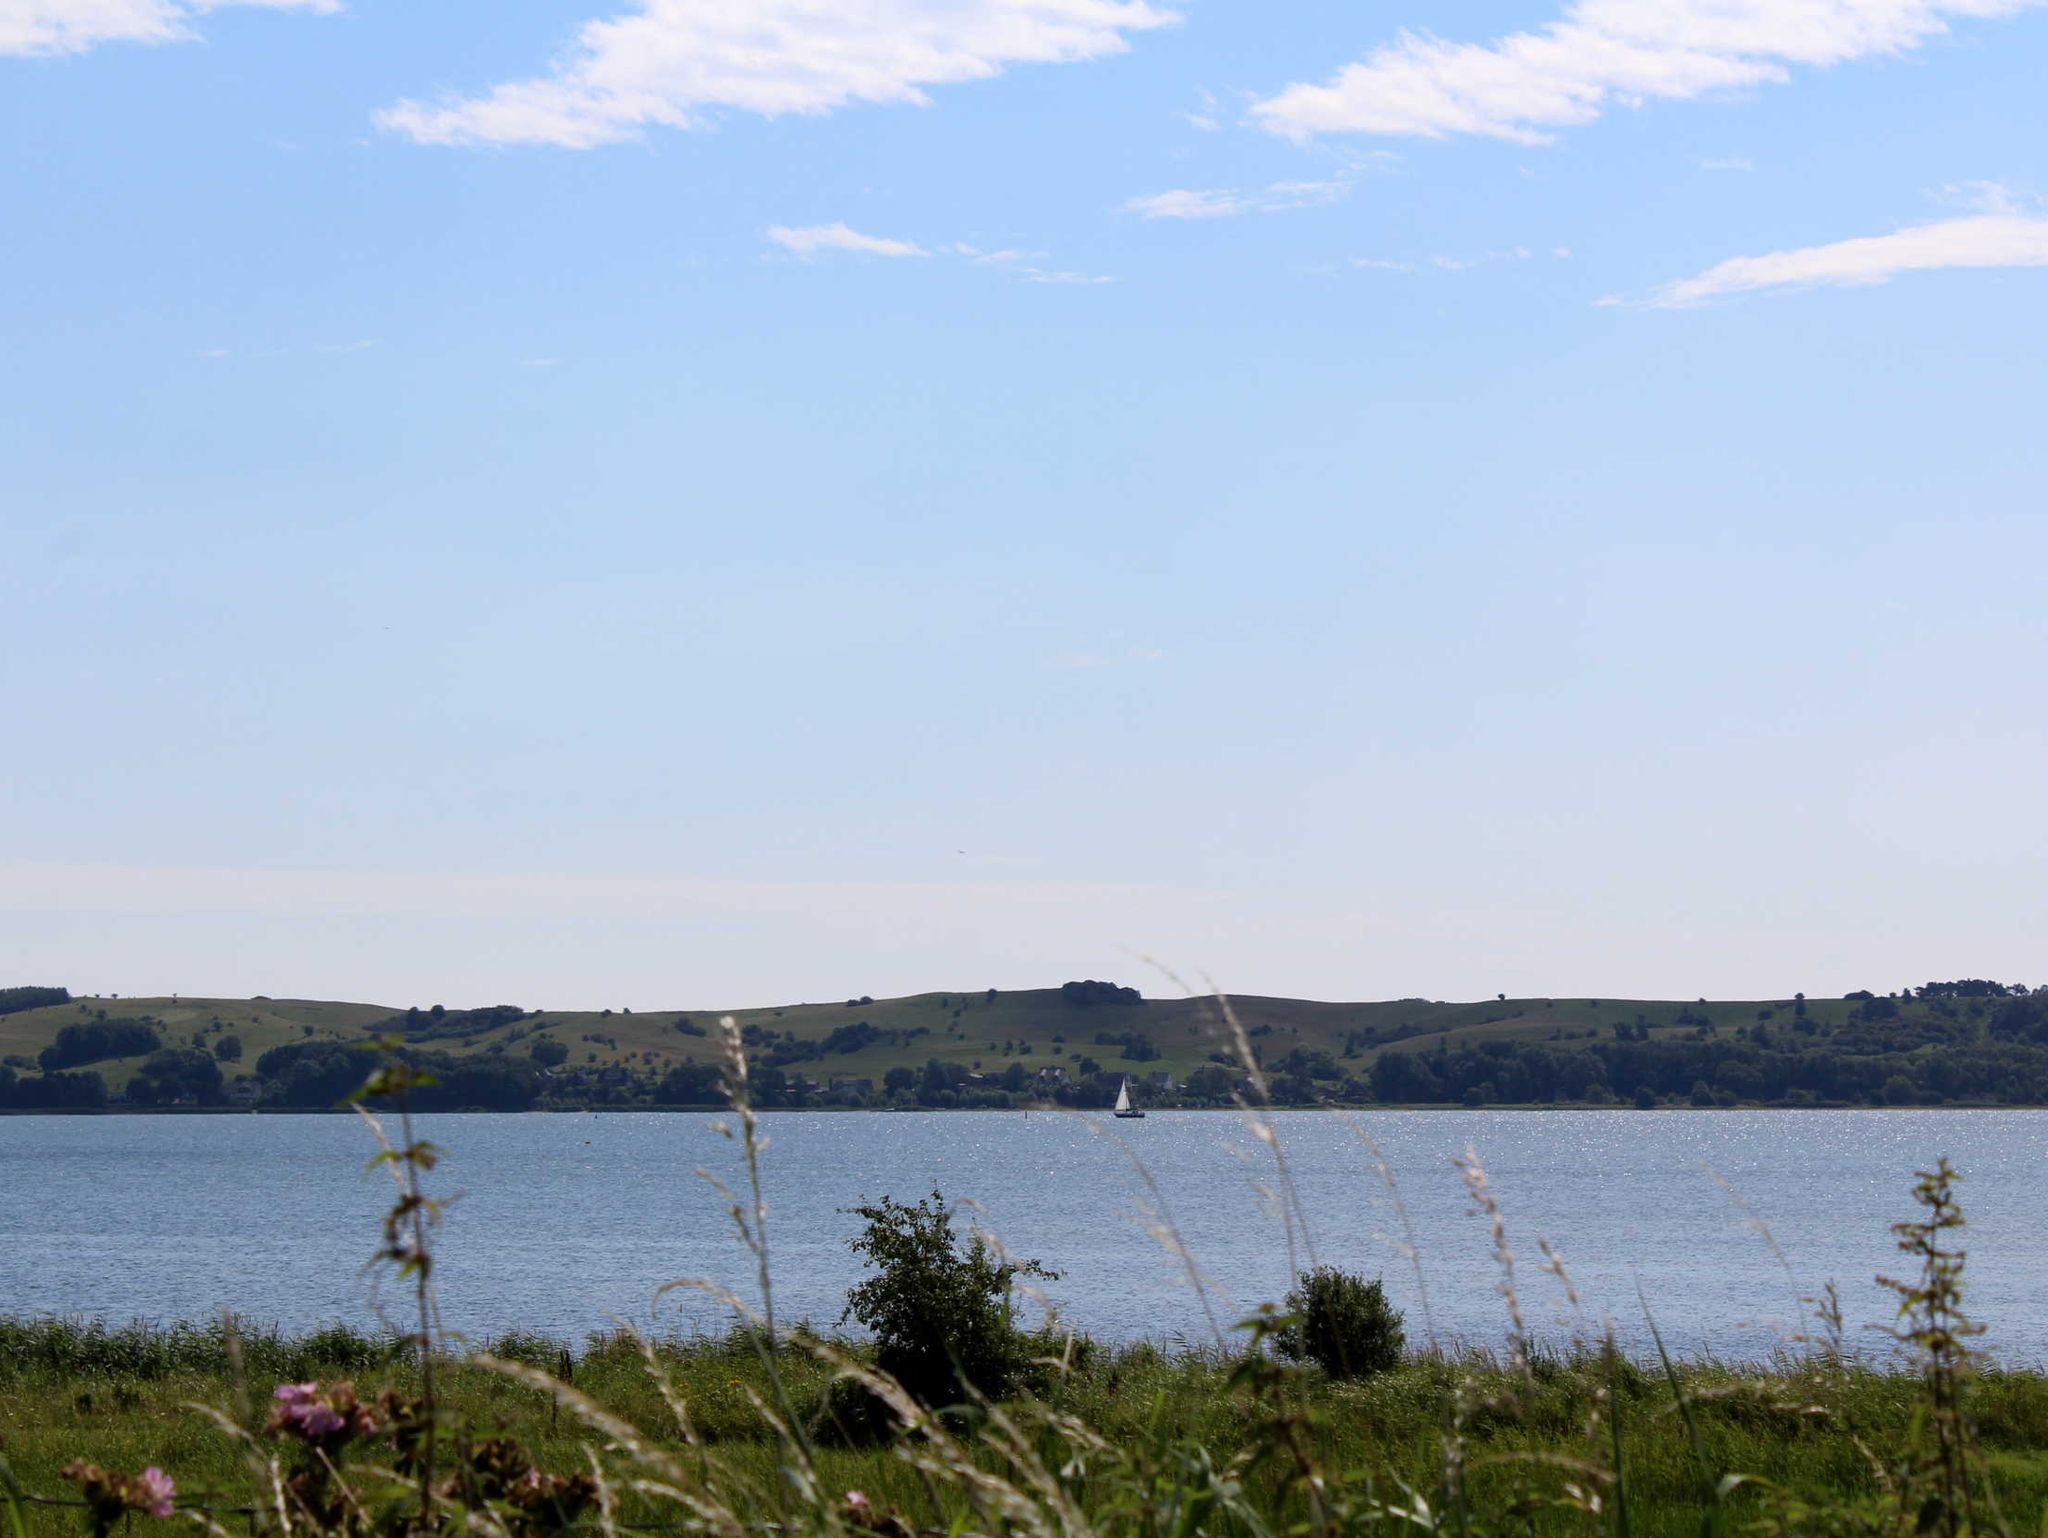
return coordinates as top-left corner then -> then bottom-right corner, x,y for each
839,1190 -> 1057,1411
1274,1267 -> 1404,1379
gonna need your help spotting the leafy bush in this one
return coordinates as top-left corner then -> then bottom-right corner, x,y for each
1274,1267 -> 1404,1379
839,1190 -> 1057,1411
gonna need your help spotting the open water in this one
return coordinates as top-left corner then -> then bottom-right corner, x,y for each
4,1109 -> 2045,1360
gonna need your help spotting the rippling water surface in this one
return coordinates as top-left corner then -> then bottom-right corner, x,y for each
6,1110 -> 2045,1360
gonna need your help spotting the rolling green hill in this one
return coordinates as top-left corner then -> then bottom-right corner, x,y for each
7,978 -> 2045,1110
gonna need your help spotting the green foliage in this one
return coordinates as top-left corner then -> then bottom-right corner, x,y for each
14,983 -> 2048,1114
37,1019 -> 160,1071
0,1317 -> 390,1384
126,1047 -> 224,1105
1061,978 -> 1142,1006
0,1068 -> 105,1109
255,1040 -> 539,1110
0,986 -> 69,1016
1275,1266 -> 1406,1378
654,1061 -> 724,1104
839,1189 -> 1057,1410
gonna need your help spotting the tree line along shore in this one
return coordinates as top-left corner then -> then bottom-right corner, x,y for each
5,977 -> 2048,1113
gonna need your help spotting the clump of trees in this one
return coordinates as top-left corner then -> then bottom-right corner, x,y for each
1061,980 -> 1142,1007
254,1041 -> 540,1110
127,1048 -> 225,1106
0,986 -> 69,1016
0,1066 -> 106,1108
1093,1028 -> 1159,1061
1359,988 -> 2048,1107
386,1004 -> 527,1040
39,1019 -> 161,1071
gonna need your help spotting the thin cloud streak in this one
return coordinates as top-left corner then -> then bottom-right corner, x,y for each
768,230 -> 1113,282
766,222 -> 927,259
1123,178 -> 1349,220
1249,0 -> 2042,145
1640,211 -> 2048,306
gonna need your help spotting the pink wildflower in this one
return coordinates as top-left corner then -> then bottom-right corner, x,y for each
133,1468 -> 175,1519
271,1382 -> 345,1439
845,1491 -> 869,1509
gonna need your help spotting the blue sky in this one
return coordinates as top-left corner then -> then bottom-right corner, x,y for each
3,0 -> 2046,1008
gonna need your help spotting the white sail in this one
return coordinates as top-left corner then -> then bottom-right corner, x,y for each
1114,1077 -> 1131,1113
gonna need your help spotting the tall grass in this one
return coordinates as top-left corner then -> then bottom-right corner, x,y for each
3,1019 -> 2038,1538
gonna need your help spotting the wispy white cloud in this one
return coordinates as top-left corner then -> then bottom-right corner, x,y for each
1354,245 -> 1567,274
766,223 -> 927,259
1177,88 -> 1223,131
1432,245 -> 1533,271
1123,177 -> 1350,221
768,230 -> 1113,282
1019,267 -> 1117,285
378,0 -> 1177,149
1937,178 -> 2027,213
1639,205 -> 2048,306
957,244 -> 1117,282
1249,0 -> 2041,145
2,0 -> 335,58
954,243 -> 1040,266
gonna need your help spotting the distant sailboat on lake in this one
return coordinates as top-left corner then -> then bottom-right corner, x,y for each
1113,1076 -> 1145,1119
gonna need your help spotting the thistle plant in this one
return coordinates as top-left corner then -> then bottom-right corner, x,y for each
1873,1158 -> 1997,1538
353,1042 -> 449,1532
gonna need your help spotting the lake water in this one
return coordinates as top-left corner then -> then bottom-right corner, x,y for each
4,1110 -> 2045,1362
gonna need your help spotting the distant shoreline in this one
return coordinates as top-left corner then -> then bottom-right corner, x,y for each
9,981 -> 2041,1115
3,1100 -> 2038,1116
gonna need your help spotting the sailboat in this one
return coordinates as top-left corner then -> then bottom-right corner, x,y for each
1112,1076 -> 1145,1119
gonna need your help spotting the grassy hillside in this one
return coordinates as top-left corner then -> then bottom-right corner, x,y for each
0,982 -> 1872,1099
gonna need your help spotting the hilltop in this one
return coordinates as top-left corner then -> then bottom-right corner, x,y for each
4,976 -> 2046,1112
